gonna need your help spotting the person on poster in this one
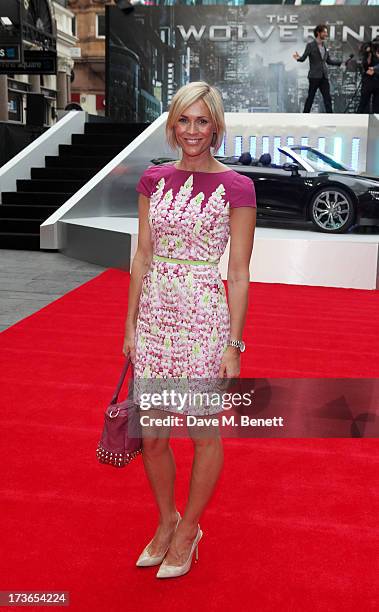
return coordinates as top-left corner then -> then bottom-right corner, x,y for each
357,43 -> 379,113
293,24 -> 342,113
123,81 -> 256,579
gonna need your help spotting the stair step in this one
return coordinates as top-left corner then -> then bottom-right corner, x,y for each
59,144 -> 124,156
0,122 -> 148,252
84,122 -> 149,134
71,133 -> 135,146
16,179 -> 86,192
0,232 -> 40,250
1,218 -> 43,232
0,204 -> 56,218
45,155 -> 112,168
2,192 -> 73,205
31,167 -> 99,180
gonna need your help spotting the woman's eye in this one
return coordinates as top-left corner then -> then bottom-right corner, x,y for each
178,117 -> 208,124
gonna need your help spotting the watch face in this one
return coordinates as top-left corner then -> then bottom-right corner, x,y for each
240,341 -> 246,353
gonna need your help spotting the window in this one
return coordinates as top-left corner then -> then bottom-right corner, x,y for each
8,92 -> 23,123
96,14 -> 105,38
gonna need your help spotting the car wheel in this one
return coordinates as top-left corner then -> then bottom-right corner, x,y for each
310,188 -> 355,233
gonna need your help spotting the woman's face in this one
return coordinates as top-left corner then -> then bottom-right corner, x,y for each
174,99 -> 215,157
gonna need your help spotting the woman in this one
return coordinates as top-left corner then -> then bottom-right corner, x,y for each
123,81 -> 256,578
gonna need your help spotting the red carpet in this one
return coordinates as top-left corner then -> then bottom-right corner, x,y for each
1,269 -> 378,611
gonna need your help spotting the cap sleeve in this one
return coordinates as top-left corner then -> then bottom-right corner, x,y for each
136,165 -> 159,198
229,173 -> 256,208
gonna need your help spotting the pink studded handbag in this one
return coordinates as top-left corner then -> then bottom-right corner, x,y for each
96,357 -> 142,468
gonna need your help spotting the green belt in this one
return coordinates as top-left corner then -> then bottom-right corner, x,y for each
153,254 -> 219,266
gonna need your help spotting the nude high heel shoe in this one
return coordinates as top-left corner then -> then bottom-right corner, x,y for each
156,524 -> 203,578
136,511 -> 181,567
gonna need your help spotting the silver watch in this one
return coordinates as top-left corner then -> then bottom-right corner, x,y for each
227,339 -> 246,353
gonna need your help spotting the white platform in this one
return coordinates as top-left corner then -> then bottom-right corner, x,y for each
220,227 -> 379,290
60,217 -> 379,290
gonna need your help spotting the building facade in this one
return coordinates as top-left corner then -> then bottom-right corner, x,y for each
68,0 -> 109,115
0,0 -> 77,125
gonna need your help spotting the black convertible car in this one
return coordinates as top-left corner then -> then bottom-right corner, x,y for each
153,146 -> 379,234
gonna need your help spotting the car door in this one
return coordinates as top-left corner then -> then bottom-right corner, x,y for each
239,167 -> 308,218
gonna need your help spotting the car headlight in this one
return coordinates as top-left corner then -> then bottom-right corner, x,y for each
368,189 -> 379,200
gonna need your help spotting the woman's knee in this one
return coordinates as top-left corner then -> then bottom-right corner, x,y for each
191,433 -> 222,449
142,435 -> 170,456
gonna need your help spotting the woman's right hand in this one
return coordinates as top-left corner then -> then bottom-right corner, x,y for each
123,324 -> 136,364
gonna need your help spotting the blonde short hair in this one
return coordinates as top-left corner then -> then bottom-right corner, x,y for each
166,81 -> 225,153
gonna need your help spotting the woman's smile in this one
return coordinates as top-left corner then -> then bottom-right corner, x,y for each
184,138 -> 203,145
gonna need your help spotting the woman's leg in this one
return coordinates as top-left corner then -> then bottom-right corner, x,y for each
163,421 -> 224,565
140,408 -> 178,556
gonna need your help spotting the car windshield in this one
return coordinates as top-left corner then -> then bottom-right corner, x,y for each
290,147 -> 349,171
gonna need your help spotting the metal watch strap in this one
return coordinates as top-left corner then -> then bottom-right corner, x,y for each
228,339 -> 243,350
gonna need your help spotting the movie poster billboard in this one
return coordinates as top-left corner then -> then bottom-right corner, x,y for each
106,6 -> 379,121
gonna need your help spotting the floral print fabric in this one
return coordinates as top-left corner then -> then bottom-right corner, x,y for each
133,164 -> 256,415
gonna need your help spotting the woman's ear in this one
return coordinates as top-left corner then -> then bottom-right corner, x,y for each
211,132 -> 217,147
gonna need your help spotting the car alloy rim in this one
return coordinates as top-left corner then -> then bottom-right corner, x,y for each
312,191 -> 350,230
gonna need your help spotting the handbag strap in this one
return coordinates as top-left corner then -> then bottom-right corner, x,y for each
110,356 -> 134,404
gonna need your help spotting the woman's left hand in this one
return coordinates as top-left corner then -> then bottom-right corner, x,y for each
218,346 -> 241,378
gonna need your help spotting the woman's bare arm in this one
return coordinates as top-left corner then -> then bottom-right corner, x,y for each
123,193 -> 153,359
227,206 -> 256,340
219,206 -> 256,376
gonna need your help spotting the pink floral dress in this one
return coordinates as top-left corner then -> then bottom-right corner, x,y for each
133,163 -> 256,415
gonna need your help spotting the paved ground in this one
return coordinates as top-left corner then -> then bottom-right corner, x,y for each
0,250 -> 107,333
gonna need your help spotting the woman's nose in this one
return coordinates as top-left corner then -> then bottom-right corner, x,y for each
187,122 -> 197,134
